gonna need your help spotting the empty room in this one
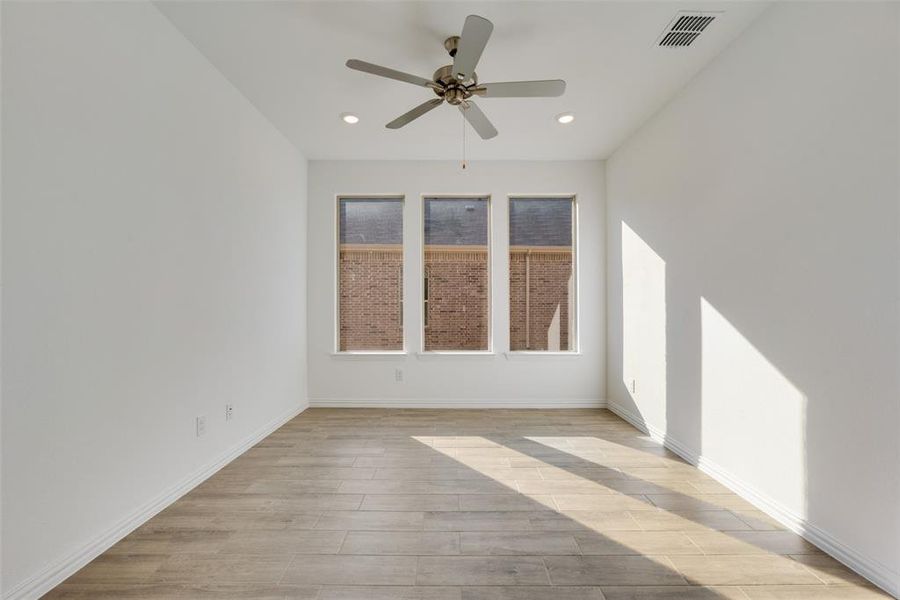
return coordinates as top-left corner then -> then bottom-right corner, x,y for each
2,1 -> 899,599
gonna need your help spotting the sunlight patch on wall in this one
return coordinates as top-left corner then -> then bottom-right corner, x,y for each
700,297 -> 807,516
621,222 -> 667,423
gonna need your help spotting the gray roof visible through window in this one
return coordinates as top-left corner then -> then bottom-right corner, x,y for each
424,198 -> 489,246
340,198 -> 403,245
509,198 -> 573,247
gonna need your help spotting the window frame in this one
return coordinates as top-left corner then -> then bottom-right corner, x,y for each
420,194 -> 493,355
506,194 -> 579,355
334,194 -> 407,355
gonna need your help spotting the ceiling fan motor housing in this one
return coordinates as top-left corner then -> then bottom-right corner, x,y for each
445,88 -> 468,105
432,64 -> 477,104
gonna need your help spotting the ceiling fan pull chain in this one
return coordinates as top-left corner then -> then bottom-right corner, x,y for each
461,110 -> 468,170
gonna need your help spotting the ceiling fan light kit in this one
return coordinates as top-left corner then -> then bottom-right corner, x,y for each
346,14 -> 567,140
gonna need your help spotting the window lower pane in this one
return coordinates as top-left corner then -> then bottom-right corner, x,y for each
509,198 -> 575,351
423,197 -> 490,351
338,198 -> 403,351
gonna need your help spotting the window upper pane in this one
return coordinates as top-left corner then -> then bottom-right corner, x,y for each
509,198 -> 572,247
340,198 -> 403,245
424,198 -> 489,246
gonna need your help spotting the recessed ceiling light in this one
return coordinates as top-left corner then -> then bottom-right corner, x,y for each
556,112 -> 575,124
341,113 -> 359,124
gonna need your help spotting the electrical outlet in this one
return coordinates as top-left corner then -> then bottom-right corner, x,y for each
196,415 -> 207,437
395,368 -> 403,383
225,404 -> 234,422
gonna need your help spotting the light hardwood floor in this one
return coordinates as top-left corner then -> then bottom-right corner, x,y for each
44,409 -> 889,599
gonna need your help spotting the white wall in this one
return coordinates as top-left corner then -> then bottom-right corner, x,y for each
606,2 -> 899,595
1,3 -> 308,597
307,160 -> 604,407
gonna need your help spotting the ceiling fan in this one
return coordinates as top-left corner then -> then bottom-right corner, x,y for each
346,14 -> 566,140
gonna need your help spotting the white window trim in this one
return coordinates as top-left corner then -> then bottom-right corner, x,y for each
330,351 -> 408,360
503,351 -> 582,359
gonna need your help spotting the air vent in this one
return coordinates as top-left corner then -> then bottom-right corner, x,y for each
658,12 -> 717,47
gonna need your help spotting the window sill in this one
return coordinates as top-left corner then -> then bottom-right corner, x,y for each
415,351 -> 496,359
330,351 -> 408,360
504,351 -> 582,359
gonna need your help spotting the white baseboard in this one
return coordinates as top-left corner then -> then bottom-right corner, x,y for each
606,401 -> 669,445
309,397 -> 607,409
607,401 -> 899,599
4,401 -> 308,600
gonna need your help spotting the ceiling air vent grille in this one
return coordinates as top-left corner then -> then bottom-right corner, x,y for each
658,13 -> 717,47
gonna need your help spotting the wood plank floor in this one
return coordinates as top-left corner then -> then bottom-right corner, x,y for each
44,409 -> 889,599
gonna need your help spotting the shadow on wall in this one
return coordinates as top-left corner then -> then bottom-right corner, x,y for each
611,214 -> 898,596
615,214 -> 810,530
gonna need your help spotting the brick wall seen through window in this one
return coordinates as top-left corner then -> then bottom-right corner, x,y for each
338,197 -> 403,351
509,197 -> 575,351
423,197 -> 490,351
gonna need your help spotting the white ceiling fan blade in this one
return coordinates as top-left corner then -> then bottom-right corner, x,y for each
346,59 -> 434,88
452,15 -> 493,82
477,80 -> 566,98
386,98 -> 444,129
459,101 -> 498,140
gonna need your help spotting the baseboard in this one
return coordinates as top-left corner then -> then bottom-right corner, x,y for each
309,397 -> 607,409
606,401 -> 669,445
3,401 -> 308,600
607,401 -> 899,599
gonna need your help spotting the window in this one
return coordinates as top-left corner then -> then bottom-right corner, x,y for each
337,197 -> 403,351
509,197 -> 575,352
423,197 -> 490,351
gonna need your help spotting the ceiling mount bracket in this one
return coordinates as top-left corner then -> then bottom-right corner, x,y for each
444,36 -> 460,57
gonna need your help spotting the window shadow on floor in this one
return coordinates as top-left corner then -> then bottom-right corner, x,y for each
42,408 -> 885,599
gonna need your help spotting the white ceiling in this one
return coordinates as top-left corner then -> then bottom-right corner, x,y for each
156,1 -> 769,160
